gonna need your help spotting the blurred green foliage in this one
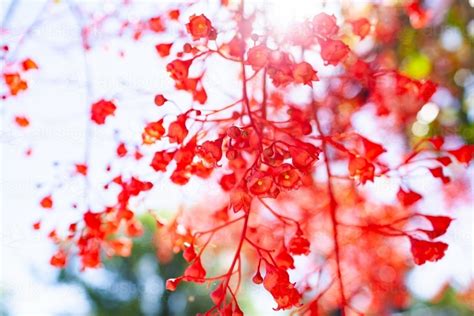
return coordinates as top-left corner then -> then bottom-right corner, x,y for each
402,287 -> 473,316
57,214 -> 212,316
398,0 -> 474,144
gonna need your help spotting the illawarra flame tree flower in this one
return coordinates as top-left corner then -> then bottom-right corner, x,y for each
3,0 -> 473,315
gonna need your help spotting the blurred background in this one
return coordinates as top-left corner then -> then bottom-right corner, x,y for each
1,0 -> 473,315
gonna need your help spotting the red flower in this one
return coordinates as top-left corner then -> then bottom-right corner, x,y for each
166,277 -> 182,291
50,250 -> 67,268
288,234 -> 311,256
170,168 -> 191,185
155,43 -> 173,57
14,116 -> 30,127
154,94 -> 167,106
436,156 -> 452,166
90,99 -> 116,125
193,88 -> 207,104
421,215 -> 453,239
348,156 -> 375,184
149,16 -> 165,33
263,264 -> 301,310
348,59 -> 372,86
247,45 -> 270,70
192,161 -> 213,179
252,269 -> 263,284
429,136 -> 444,150
227,35 -> 244,58
40,195 -> 53,209
33,221 -> 41,230
292,62 -> 318,86
210,283 -> 225,304
116,143 -> 128,157
429,167 -> 450,184
220,173 -> 237,191
186,14 -> 216,40
84,211 -> 102,231
126,177 -> 153,196
448,145 -> 473,164
69,223 -> 77,233
168,9 -> 180,20
183,245 -> 197,262
262,146 -> 284,167
4,73 -> 28,95
167,59 -> 192,81
290,146 -> 319,170
168,115 -> 188,144
77,234 -> 102,269
406,0 -> 431,29
248,175 -> 273,196
107,238 -> 132,257
419,80 -> 437,102
150,150 -> 174,172
197,138 -> 223,165
126,220 -> 144,237
318,38 -> 350,66
134,149 -> 143,160
184,257 -> 206,281
142,120 -> 165,145
21,58 -> 38,71
397,188 -> 422,207
312,13 -> 339,37
361,137 -> 386,161
267,51 -> 294,87
174,138 -> 196,169
409,238 -> 448,265
276,165 -> 300,189
230,188 -> 252,213
351,18 -> 371,39
275,247 -> 295,270
75,163 -> 88,176
226,126 -> 242,139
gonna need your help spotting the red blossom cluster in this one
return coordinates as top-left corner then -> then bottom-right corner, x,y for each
47,176 -> 152,269
3,0 -> 473,315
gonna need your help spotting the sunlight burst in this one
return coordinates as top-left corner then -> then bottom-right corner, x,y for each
258,0 -> 327,33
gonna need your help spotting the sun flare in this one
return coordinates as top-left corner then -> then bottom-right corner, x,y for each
253,0 -> 327,33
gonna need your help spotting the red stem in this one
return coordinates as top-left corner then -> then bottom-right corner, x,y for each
311,98 -> 347,313
220,210 -> 250,308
